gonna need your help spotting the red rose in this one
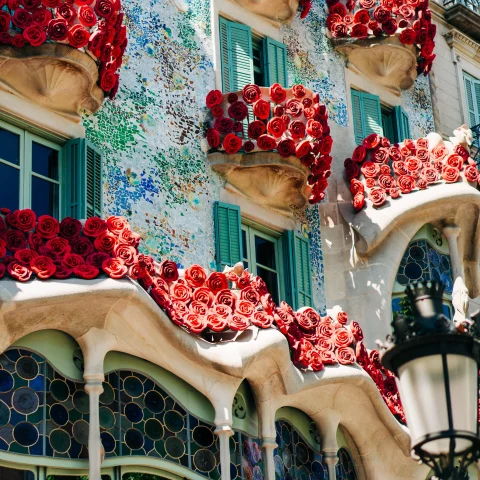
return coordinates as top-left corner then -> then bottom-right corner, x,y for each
269,83 -> 286,103
30,255 -> 56,279
8,261 -> 32,282
55,3 -> 76,23
296,140 -> 311,158
380,165 -> 391,175
400,28 -> 416,45
206,314 -> 228,332
73,264 -> 100,279
464,165 -> 479,183
229,314 -> 250,331
59,217 -> 82,239
446,153 -> 464,170
286,99 -> 303,118
86,251 -> 110,268
92,231 -> 115,253
12,9 -> 31,28
405,156 -> 422,173
102,257 -> 127,279
257,134 -> 277,151
345,158 -> 360,181
105,216 -> 128,236
47,18 -> 68,40
190,301 -> 207,316
206,271 -> 228,294
442,165 -> 460,183
83,217 -> 106,237
248,120 -> 266,140
267,117 -> 286,138
368,187 -> 387,207
63,253 -> 85,268
389,146 -> 402,162
45,237 -> 70,257
361,161 -> 380,178
244,141 -> 255,153
330,2 -> 347,15
302,98 -> 313,108
352,145 -> 366,163
68,24 -> 90,48
365,177 -> 376,188
33,215 -> 58,239
12,209 -> 36,232
431,145 -> 448,160
119,228 -> 140,247
227,101 -> 248,121
184,264 -> 206,288
353,9 -> 370,24
23,25 -> 46,46
398,174 -> 416,193
112,244 -> 135,265
378,174 -> 396,190
422,167 -> 438,183
363,133 -> 381,149
222,133 -> 242,154
32,7 -> 51,26
277,139 -> 296,157
100,70 -> 117,92
253,99 -> 270,120
94,0 -> 115,18
321,135 -> 334,155
306,119 -> 323,138
292,84 -> 306,99
417,177 -> 428,189
78,5 -> 96,26
454,144 -> 469,161
206,128 -> 220,148
236,299 -> 255,317
393,161 -> 408,176
242,84 -> 261,104
206,90 -> 223,108
289,120 -> 306,140
351,23 -> 368,37
274,105 -> 285,117
251,311 -> 273,329
327,13 -> 343,29
159,260 -> 179,283
227,92 -> 238,104
215,289 -> 236,309
382,19 -> 398,35
170,282 -> 192,303
12,34 -> 26,47
336,346 -> 356,365
399,4 -> 415,19
0,11 -> 10,31
184,313 -> 207,334
331,22 -> 348,38
350,178 -> 364,195
192,287 -> 214,306
372,147 -> 389,164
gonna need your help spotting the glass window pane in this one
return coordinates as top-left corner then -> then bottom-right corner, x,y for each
0,128 -> 20,165
255,235 -> 276,269
242,229 -> 248,268
0,162 -> 20,211
258,266 -> 279,304
32,142 -> 59,180
0,466 -> 34,480
32,176 -> 59,218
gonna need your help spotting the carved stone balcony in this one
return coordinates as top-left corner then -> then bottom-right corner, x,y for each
332,36 -> 418,93
444,0 -> 480,41
0,0 -> 126,122
327,0 -> 436,91
205,85 -> 332,213
231,0 -> 300,23
0,45 -> 103,122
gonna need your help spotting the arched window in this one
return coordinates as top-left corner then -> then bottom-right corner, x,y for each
274,409 -> 328,479
392,224 -> 453,319
335,448 -> 357,480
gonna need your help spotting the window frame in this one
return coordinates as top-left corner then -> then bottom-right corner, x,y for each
0,119 -> 63,217
241,220 -> 286,303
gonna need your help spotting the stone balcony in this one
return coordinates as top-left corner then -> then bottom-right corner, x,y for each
444,0 -> 480,41
327,0 -> 437,91
0,0 -> 126,121
204,85 -> 332,213
230,0 -> 304,23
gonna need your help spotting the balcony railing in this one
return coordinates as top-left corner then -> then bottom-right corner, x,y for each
204,84 -> 332,212
444,0 -> 480,41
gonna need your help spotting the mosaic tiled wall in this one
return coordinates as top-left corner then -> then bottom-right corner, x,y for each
83,0 -> 435,313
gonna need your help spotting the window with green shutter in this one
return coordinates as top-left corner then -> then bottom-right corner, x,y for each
219,17 -> 288,89
351,89 -> 383,145
213,203 -> 313,309
63,138 -> 103,219
393,105 -> 411,142
464,72 -> 480,129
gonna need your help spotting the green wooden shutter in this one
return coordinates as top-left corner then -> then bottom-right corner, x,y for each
219,18 -> 254,92
464,74 -> 478,127
351,89 -> 383,145
63,139 -> 103,219
382,111 -> 395,144
263,37 -> 287,86
214,201 -> 242,272
285,231 -> 312,310
393,106 -> 411,143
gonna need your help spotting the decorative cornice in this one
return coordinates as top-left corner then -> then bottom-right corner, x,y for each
444,28 -> 480,54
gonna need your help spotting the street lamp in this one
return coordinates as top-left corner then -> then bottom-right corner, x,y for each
381,281 -> 480,479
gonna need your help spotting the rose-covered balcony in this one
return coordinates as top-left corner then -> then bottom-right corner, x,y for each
204,84 -> 333,214
0,0 -> 126,121
326,0 -> 436,92
229,0 -> 312,23
338,125 -> 480,257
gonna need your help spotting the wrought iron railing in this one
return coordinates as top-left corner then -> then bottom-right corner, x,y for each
471,123 -> 480,166
444,0 -> 480,14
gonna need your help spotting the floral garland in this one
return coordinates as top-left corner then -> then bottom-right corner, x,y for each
326,0 -> 436,75
205,84 -> 333,205
344,129 -> 479,211
0,207 -> 405,419
0,0 -> 126,98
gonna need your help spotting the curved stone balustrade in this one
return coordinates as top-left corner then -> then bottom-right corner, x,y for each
230,0 -> 300,23
0,276 -> 428,479
0,44 -> 104,122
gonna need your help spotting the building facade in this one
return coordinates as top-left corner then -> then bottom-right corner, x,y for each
0,0 -> 479,478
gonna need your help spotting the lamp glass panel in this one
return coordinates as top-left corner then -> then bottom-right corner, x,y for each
397,354 -> 477,455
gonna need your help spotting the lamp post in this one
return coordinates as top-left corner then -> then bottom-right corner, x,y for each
381,281 -> 480,479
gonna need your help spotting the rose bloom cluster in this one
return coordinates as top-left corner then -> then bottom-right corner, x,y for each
344,131 -> 479,211
205,84 -> 333,204
326,0 -> 436,75
299,0 -> 312,18
0,0 -> 126,97
0,208 -> 143,281
356,342 -> 405,423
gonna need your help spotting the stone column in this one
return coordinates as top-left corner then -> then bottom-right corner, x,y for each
261,436 -> 277,480
315,411 -> 340,480
37,466 -> 47,480
323,450 -> 338,480
442,225 -> 463,281
214,422 -> 234,480
85,373 -> 104,480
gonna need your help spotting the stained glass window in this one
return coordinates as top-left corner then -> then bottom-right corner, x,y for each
273,419 -> 329,480
335,448 -> 357,480
101,370 -> 220,479
0,348 -> 89,459
231,431 -> 265,480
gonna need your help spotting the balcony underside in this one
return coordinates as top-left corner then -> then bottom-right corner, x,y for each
0,44 -> 104,122
231,0 -> 300,23
444,3 -> 480,42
